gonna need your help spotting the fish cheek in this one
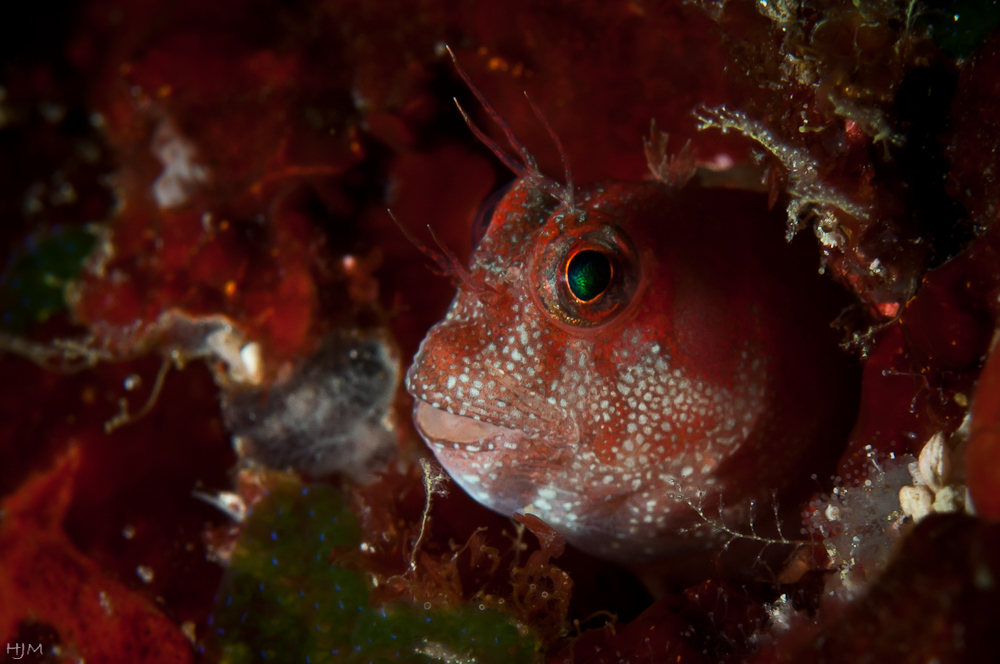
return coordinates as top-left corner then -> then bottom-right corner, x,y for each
407,312 -> 485,402
407,286 -> 533,424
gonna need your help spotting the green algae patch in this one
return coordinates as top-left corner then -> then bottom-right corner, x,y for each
209,474 -> 540,664
0,225 -> 97,331
919,0 -> 1000,60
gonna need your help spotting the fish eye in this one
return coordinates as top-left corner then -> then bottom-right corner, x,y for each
566,250 -> 612,302
529,224 -> 641,329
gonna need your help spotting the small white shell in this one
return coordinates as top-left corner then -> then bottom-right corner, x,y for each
899,485 -> 934,522
918,431 -> 950,492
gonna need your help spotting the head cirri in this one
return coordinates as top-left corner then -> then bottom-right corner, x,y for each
405,53 -> 853,565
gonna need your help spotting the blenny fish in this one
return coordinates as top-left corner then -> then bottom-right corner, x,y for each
406,56 -> 856,565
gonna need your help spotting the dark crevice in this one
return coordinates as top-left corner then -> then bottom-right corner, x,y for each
891,63 -> 973,267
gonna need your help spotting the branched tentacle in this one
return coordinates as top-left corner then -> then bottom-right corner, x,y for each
525,92 -> 575,211
446,45 -> 574,210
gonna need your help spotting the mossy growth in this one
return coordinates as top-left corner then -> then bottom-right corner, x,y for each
209,474 -> 540,664
0,225 -> 96,330
919,0 -> 1000,59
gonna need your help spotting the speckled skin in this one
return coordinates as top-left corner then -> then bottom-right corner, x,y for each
407,178 -> 854,564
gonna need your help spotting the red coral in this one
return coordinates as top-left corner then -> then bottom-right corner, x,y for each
0,447 -> 193,663
968,341 -> 1000,519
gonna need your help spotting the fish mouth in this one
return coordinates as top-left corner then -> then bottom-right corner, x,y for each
412,399 -> 541,520
413,399 -> 521,447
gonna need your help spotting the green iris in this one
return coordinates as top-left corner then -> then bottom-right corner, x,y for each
566,250 -> 612,302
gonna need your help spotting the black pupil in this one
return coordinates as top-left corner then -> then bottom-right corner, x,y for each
566,250 -> 612,302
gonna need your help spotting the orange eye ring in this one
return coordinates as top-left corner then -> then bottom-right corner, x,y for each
528,224 -> 641,330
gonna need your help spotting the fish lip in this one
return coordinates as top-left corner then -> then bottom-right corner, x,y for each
412,399 -> 521,446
